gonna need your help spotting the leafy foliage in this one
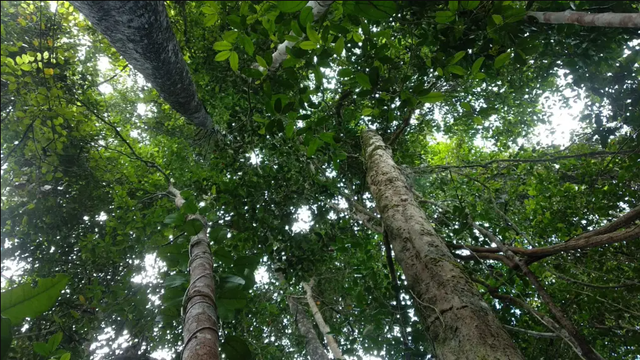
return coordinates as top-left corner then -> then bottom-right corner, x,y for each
2,1 -> 638,359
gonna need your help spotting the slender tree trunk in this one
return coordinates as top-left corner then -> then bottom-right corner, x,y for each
277,273 -> 329,360
302,280 -> 344,359
168,185 -> 218,360
70,1 -> 214,129
527,11 -> 640,28
362,130 -> 523,360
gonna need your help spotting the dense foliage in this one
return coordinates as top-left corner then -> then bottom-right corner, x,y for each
2,1 -> 638,359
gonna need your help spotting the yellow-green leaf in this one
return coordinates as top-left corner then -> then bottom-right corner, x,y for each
229,51 -> 239,71
215,50 -> 231,61
213,41 -> 232,51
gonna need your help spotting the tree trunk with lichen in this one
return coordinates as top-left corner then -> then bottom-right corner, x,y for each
69,1 -> 214,129
168,185 -> 218,360
362,130 -> 524,360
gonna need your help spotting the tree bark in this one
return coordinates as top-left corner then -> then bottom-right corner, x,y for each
168,185 -> 219,360
70,1 -> 214,129
362,130 -> 523,360
277,274 -> 329,360
527,11 -> 640,28
302,280 -> 344,359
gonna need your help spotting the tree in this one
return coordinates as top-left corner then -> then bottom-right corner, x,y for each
2,1 -> 639,360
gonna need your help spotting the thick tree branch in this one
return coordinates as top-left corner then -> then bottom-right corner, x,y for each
527,10 -> 640,28
302,279 -> 344,359
471,222 -> 604,360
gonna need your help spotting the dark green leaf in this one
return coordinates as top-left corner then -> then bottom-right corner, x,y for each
1,317 -> 11,360
277,1 -> 306,13
307,138 -> 323,157
46,331 -> 63,351
222,31 -> 238,43
471,57 -> 485,74
33,342 -> 49,356
355,72 -> 372,89
219,275 -> 246,290
355,1 -> 397,20
420,92 -> 445,103
435,11 -> 455,23
214,247 -> 234,266
184,219 -> 204,236
299,6 -> 313,27
337,68 -> 352,78
164,274 -> 188,288
449,51 -> 466,65
182,200 -> 198,214
448,65 -> 467,75
494,51 -> 511,68
217,288 -> 248,310
164,213 -> 180,224
221,335 -> 252,360
1,274 -> 69,324
334,37 -> 345,56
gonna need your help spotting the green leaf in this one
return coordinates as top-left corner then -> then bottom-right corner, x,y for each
182,200 -> 198,214
435,11 -> 455,23
492,14 -> 504,25
307,138 -> 323,157
217,288 -> 247,310
337,68 -> 352,78
474,72 -> 486,79
277,1 -> 306,13
355,1 -> 397,20
494,51 -> 511,68
461,1 -> 480,9
285,122 -> 295,138
60,353 -> 71,360
239,35 -> 254,55
1,274 -> 69,324
33,342 -> 50,356
299,6 -> 313,27
334,37 -> 345,56
473,116 -> 483,125
229,51 -> 239,71
219,275 -> 246,290
291,20 -> 303,37
215,51 -> 231,61
449,1 -> 459,12
164,274 -> 188,288
421,92 -> 445,103
213,41 -> 232,51
184,219 -> 204,236
319,132 -> 335,144
447,65 -> 467,75
461,102 -> 472,111
214,247 -> 234,266
471,57 -> 485,74
362,108 -> 373,116
222,30 -> 238,43
299,41 -> 317,50
1,317 -> 11,360
256,55 -> 268,70
436,67 -> 444,76
355,72 -> 372,89
46,331 -> 63,351
164,213 -> 180,224
449,51 -> 466,65
306,23 -> 321,44
221,335 -> 252,360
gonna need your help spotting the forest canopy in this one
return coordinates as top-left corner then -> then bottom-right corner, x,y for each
1,1 -> 639,360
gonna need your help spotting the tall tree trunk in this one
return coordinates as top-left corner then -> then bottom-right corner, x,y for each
302,280 -> 344,359
168,185 -> 218,360
70,1 -> 214,129
278,274 -> 329,360
527,11 -> 640,28
362,130 -> 524,360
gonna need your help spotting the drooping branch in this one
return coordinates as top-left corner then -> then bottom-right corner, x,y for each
526,10 -> 640,28
302,279 -> 344,359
